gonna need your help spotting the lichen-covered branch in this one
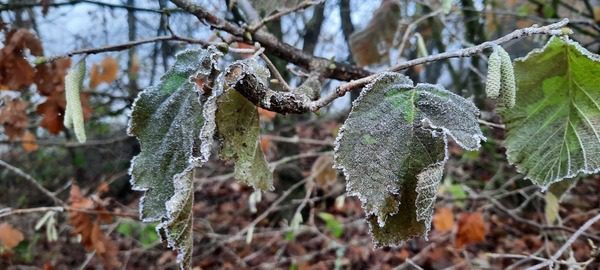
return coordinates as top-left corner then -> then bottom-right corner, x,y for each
172,0 -> 569,114
169,0 -> 372,82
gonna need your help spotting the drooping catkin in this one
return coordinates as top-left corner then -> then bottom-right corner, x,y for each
485,47 -> 502,99
498,47 -> 516,108
64,58 -> 87,143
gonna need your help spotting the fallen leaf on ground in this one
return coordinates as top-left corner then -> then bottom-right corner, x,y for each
432,207 -> 454,233
0,222 -> 24,250
455,212 -> 486,248
68,185 -> 120,269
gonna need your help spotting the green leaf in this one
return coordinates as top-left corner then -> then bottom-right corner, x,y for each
216,87 -> 273,191
128,47 -> 221,269
502,37 -> 600,188
318,212 -> 344,238
335,73 -> 484,246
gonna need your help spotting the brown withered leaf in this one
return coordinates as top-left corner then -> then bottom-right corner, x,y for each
454,212 -> 486,249
311,155 -> 338,187
0,222 -> 25,250
258,107 -> 277,121
21,130 -> 39,152
0,97 -> 29,139
36,91 -> 92,135
68,185 -> 120,269
34,58 -> 71,96
432,207 -> 454,233
349,0 -> 401,66
89,57 -> 119,89
0,29 -> 43,90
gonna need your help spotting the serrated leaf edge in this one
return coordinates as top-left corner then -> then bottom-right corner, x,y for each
509,36 -> 600,190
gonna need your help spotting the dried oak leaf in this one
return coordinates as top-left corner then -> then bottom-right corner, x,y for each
36,90 -> 91,135
0,97 -> 29,139
432,207 -> 454,233
0,222 -> 24,250
0,28 -> 43,90
68,185 -> 120,269
89,57 -> 119,89
454,212 -> 486,249
34,58 -> 71,96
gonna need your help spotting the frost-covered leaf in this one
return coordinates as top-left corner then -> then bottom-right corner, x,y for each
158,170 -> 194,269
216,88 -> 273,190
128,47 -> 221,269
502,37 -> 600,188
335,73 -> 484,246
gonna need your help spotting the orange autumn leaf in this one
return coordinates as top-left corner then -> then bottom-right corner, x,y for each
0,222 -> 24,250
0,29 -> 43,90
432,207 -> 454,233
36,91 -> 92,135
258,107 -> 277,121
89,57 -> 119,89
260,136 -> 272,154
21,130 -> 39,152
455,212 -> 487,249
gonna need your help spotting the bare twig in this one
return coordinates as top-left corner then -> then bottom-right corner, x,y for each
260,53 -> 292,91
248,0 -> 324,32
526,213 -> 600,270
396,10 -> 442,57
0,136 -> 130,148
0,160 -> 65,206
309,19 -> 570,112
0,206 -> 138,219
39,35 -> 211,64
170,0 -> 372,81
261,135 -> 333,146
0,0 -> 182,13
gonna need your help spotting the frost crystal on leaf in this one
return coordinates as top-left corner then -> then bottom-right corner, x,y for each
334,72 -> 484,246
128,47 -> 220,269
502,36 -> 600,189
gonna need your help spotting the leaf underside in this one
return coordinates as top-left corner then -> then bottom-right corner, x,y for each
216,88 -> 273,190
502,36 -> 600,188
335,73 -> 484,246
128,47 -> 221,269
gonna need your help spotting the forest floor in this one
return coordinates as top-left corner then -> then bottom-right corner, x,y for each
1,116 -> 600,270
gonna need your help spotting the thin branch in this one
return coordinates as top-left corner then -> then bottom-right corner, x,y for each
170,0 -> 372,81
260,53 -> 292,91
249,0 -> 324,32
396,10 -> 442,57
0,0 -> 182,14
0,159 -> 65,206
0,206 -> 138,219
308,19 -> 570,112
261,135 -> 333,146
526,213 -> 600,270
39,35 -> 211,63
0,136 -> 131,148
